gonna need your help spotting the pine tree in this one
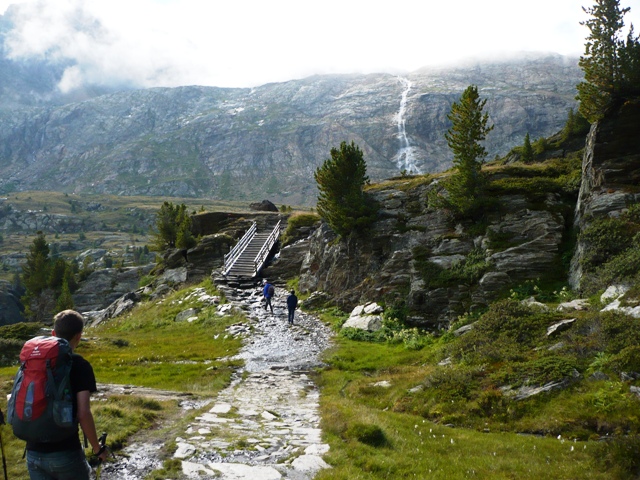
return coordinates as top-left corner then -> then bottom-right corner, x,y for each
577,0 -> 639,122
21,232 -> 57,322
444,85 -> 494,216
55,278 -> 74,312
619,25 -> 640,95
152,202 -> 196,250
314,141 -> 378,236
522,133 -> 534,164
22,232 -> 51,301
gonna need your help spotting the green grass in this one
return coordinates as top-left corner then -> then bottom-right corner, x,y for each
84,282 -> 244,392
316,307 -> 640,479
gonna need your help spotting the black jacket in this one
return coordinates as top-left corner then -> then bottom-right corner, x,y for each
287,294 -> 298,310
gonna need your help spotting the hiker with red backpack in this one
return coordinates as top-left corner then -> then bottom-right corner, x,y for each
7,309 -> 108,480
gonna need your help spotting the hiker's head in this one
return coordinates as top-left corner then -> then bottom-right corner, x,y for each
291,290 -> 295,295
53,309 -> 85,342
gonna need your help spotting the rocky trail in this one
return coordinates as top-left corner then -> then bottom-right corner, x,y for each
99,284 -> 334,479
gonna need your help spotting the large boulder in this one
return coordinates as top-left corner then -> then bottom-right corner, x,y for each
73,264 -> 154,312
342,303 -> 383,332
186,234 -> 234,280
249,200 -> 279,212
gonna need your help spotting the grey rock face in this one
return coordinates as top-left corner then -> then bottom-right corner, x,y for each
0,280 -> 24,326
73,264 -> 153,312
0,56 -> 581,205
570,100 -> 640,289
298,176 -> 572,329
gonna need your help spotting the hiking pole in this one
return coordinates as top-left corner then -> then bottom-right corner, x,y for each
89,432 -> 108,480
0,409 -> 8,480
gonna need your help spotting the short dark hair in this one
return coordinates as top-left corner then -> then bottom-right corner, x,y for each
53,310 -> 85,341
291,290 -> 295,294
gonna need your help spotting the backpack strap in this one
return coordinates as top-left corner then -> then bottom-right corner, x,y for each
45,359 -> 57,398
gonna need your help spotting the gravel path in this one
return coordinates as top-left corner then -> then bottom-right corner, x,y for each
100,284 -> 333,479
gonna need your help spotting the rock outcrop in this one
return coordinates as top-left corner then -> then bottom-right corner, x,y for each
0,280 -> 24,326
73,265 -> 154,312
570,99 -> 640,289
296,179 -> 571,329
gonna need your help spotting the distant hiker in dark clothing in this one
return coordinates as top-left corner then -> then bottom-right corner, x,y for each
263,280 -> 275,313
287,290 -> 298,324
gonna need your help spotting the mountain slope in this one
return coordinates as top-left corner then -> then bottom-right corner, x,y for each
0,53 -> 582,205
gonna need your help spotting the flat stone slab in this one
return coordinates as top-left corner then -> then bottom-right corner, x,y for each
210,403 -> 233,414
173,442 -> 196,459
292,454 -> 331,473
207,463 -> 282,479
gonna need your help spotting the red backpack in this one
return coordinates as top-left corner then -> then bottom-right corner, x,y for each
7,336 -> 76,443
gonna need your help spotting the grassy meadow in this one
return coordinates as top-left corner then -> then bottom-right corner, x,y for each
312,304 -> 640,480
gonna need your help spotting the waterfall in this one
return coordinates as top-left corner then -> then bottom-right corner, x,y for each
393,77 -> 418,174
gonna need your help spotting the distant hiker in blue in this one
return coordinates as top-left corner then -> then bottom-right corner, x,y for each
287,290 -> 298,325
263,280 -> 275,313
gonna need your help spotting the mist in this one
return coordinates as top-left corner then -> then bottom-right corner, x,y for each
2,0 -> 637,91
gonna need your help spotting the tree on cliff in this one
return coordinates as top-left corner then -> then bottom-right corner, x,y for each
522,133 -> 533,164
152,201 -> 196,250
578,0 -> 640,122
314,141 -> 378,236
443,85 -> 493,217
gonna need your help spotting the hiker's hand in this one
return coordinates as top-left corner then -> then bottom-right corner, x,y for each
89,446 -> 109,466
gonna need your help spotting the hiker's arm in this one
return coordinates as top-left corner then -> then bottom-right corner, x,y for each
77,390 -> 108,461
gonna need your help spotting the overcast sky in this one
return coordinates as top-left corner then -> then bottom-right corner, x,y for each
1,0 -> 640,91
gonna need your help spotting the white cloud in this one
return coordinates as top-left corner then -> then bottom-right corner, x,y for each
2,0 -> 640,89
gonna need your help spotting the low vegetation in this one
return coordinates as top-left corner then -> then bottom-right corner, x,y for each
312,293 -> 640,479
280,212 -> 321,246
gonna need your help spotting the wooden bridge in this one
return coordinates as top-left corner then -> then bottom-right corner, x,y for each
222,220 -> 281,279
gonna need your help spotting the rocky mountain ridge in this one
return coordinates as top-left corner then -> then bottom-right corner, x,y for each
0,51 -> 582,205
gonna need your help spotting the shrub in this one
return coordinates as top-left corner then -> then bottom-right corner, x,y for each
579,208 -> 640,273
607,346 -> 640,374
280,213 -> 321,245
511,355 -> 577,386
592,435 -> 640,478
581,243 -> 640,294
600,311 -> 640,353
451,299 -> 558,364
0,338 -> 25,366
424,365 -> 484,401
345,423 -> 389,447
0,322 -> 47,340
413,247 -> 489,288
340,327 -> 386,343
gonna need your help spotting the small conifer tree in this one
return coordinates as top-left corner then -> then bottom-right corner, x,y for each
314,141 -> 378,236
153,201 -> 197,250
444,85 -> 494,216
522,133 -> 533,164
55,278 -> 74,312
578,0 -> 640,122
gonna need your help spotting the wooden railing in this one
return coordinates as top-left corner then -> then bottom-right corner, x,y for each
253,220 -> 281,276
222,222 -> 256,275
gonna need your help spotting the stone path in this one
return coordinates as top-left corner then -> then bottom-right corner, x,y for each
102,284 -> 333,479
